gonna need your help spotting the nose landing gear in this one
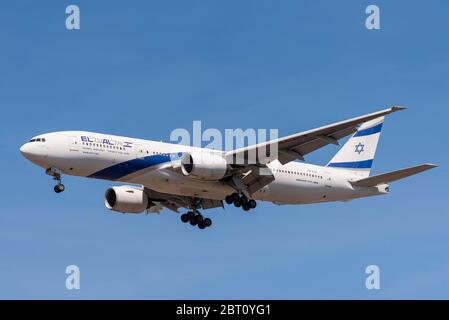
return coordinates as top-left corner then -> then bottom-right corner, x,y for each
46,168 -> 65,194
54,183 -> 65,193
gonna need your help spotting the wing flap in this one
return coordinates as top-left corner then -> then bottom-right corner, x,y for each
242,167 -> 275,194
143,187 -> 223,213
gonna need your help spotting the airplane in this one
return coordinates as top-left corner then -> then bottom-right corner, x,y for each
20,106 -> 437,230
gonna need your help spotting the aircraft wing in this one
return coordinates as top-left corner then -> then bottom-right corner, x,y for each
225,106 -> 405,165
143,187 -> 223,213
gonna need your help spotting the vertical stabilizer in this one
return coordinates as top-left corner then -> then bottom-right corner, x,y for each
326,116 -> 384,177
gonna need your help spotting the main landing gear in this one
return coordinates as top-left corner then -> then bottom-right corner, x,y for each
180,211 -> 212,230
225,193 -> 257,211
46,168 -> 65,194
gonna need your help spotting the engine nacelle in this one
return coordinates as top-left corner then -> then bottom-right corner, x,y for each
104,186 -> 149,214
181,152 -> 229,180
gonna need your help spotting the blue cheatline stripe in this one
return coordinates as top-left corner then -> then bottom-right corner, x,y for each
353,123 -> 383,137
327,159 -> 373,169
88,153 -> 182,180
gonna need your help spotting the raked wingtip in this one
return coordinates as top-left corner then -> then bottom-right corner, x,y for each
391,105 -> 406,112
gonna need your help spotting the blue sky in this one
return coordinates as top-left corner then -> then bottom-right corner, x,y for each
0,0 -> 448,299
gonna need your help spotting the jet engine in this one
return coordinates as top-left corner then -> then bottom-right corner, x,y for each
180,152 -> 230,180
104,185 -> 149,213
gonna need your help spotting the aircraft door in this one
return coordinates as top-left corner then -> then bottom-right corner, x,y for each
134,144 -> 146,160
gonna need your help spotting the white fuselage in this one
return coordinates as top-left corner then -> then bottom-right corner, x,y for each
20,131 -> 387,205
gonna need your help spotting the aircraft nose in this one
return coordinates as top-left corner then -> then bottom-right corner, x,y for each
20,143 -> 31,158
20,142 -> 40,161
20,140 -> 49,166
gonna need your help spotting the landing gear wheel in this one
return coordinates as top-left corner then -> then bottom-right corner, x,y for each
181,213 -> 190,223
249,199 -> 257,209
47,168 -> 64,194
242,202 -> 251,211
225,195 -> 234,204
234,199 -> 242,207
189,217 -> 199,226
182,208 -> 211,229
240,195 -> 248,203
203,218 -> 212,227
54,183 -> 65,193
189,213 -> 203,226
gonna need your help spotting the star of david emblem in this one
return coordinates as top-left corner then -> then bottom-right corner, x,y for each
354,142 -> 365,154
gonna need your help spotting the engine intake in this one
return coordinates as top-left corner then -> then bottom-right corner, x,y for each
181,152 -> 229,180
104,186 -> 149,213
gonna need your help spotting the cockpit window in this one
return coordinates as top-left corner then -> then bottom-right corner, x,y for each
29,138 -> 46,143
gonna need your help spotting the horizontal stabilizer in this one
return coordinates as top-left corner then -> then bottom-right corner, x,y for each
350,163 -> 437,187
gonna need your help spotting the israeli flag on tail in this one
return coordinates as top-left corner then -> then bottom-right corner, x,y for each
326,116 -> 384,177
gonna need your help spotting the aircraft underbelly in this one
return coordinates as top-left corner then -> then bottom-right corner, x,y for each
125,169 -> 235,200
115,163 -> 363,205
263,179 -> 324,204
